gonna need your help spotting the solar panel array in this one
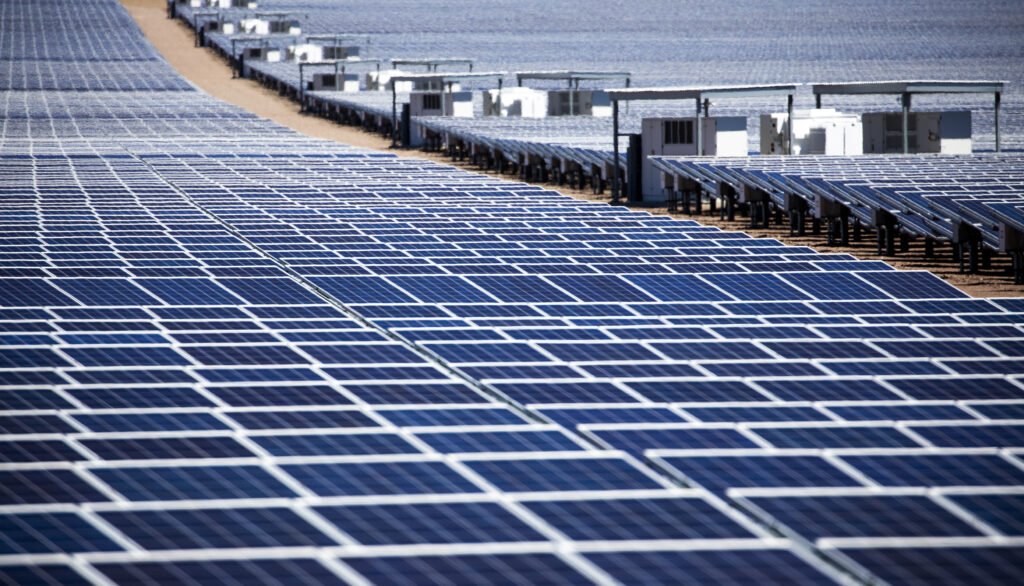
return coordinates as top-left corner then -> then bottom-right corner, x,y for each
3,0 -> 1024,583
181,0 -> 1022,155
651,155 -> 1024,259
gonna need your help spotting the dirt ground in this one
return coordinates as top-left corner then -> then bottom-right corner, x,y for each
122,0 -> 1022,298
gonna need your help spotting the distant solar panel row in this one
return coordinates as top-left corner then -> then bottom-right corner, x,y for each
651,154 -> 1024,254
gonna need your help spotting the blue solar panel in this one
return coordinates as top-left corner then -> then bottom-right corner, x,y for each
137,278 -> 246,304
545,275 -> 657,302
752,425 -> 920,449
948,494 -> 1024,535
424,342 -> 551,363
844,454 -> 1024,487
0,279 -> 78,306
1,563 -> 86,586
911,424 -> 1024,448
702,273 -> 813,301
743,494 -> 983,538
465,457 -> 663,492
857,271 -> 970,299
588,549 -> 836,585
317,502 -> 544,544
52,278 -> 163,305
526,497 -> 754,540
623,274 -> 734,301
93,466 -> 297,501
281,461 -> 481,496
344,553 -> 590,585
253,432 -> 419,456
465,276 -> 576,302
838,546 -> 1024,586
100,508 -> 336,549
95,559 -> 348,586
311,276 -> 417,303
0,512 -> 122,554
592,427 -> 760,454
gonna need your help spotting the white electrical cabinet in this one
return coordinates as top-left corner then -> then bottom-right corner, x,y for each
760,109 -> 862,155
482,88 -> 545,117
482,89 -> 611,118
546,90 -> 611,117
285,44 -> 321,62
862,111 -> 972,154
238,18 -> 299,36
365,70 -> 413,93
311,73 -> 360,92
640,117 -> 746,199
321,46 -> 359,60
241,46 -> 280,62
197,0 -> 256,7
409,91 -> 473,118
408,91 -> 473,147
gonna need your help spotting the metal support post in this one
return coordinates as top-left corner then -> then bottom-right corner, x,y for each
568,79 -> 574,115
786,94 -> 794,155
695,98 -> 702,156
391,84 -> 397,147
612,100 -> 620,201
901,92 -> 911,154
995,91 -> 1001,152
497,78 -> 503,116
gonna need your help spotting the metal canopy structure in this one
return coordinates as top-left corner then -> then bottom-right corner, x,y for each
514,70 -> 632,87
228,35 -> 266,78
389,72 -> 506,145
298,58 -> 384,110
515,71 -> 632,115
191,10 -> 219,47
391,58 -> 474,72
608,84 -> 799,201
812,80 -> 1007,153
305,33 -> 371,45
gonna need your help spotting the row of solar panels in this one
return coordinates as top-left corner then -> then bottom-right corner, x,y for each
651,154 -> 1024,252
3,144 -> 1024,583
0,147 -> 854,583
0,0 -> 161,62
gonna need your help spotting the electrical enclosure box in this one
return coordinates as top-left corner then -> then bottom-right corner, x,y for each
760,109 -> 863,155
862,111 -> 972,154
640,116 -> 747,199
311,73 -> 360,92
